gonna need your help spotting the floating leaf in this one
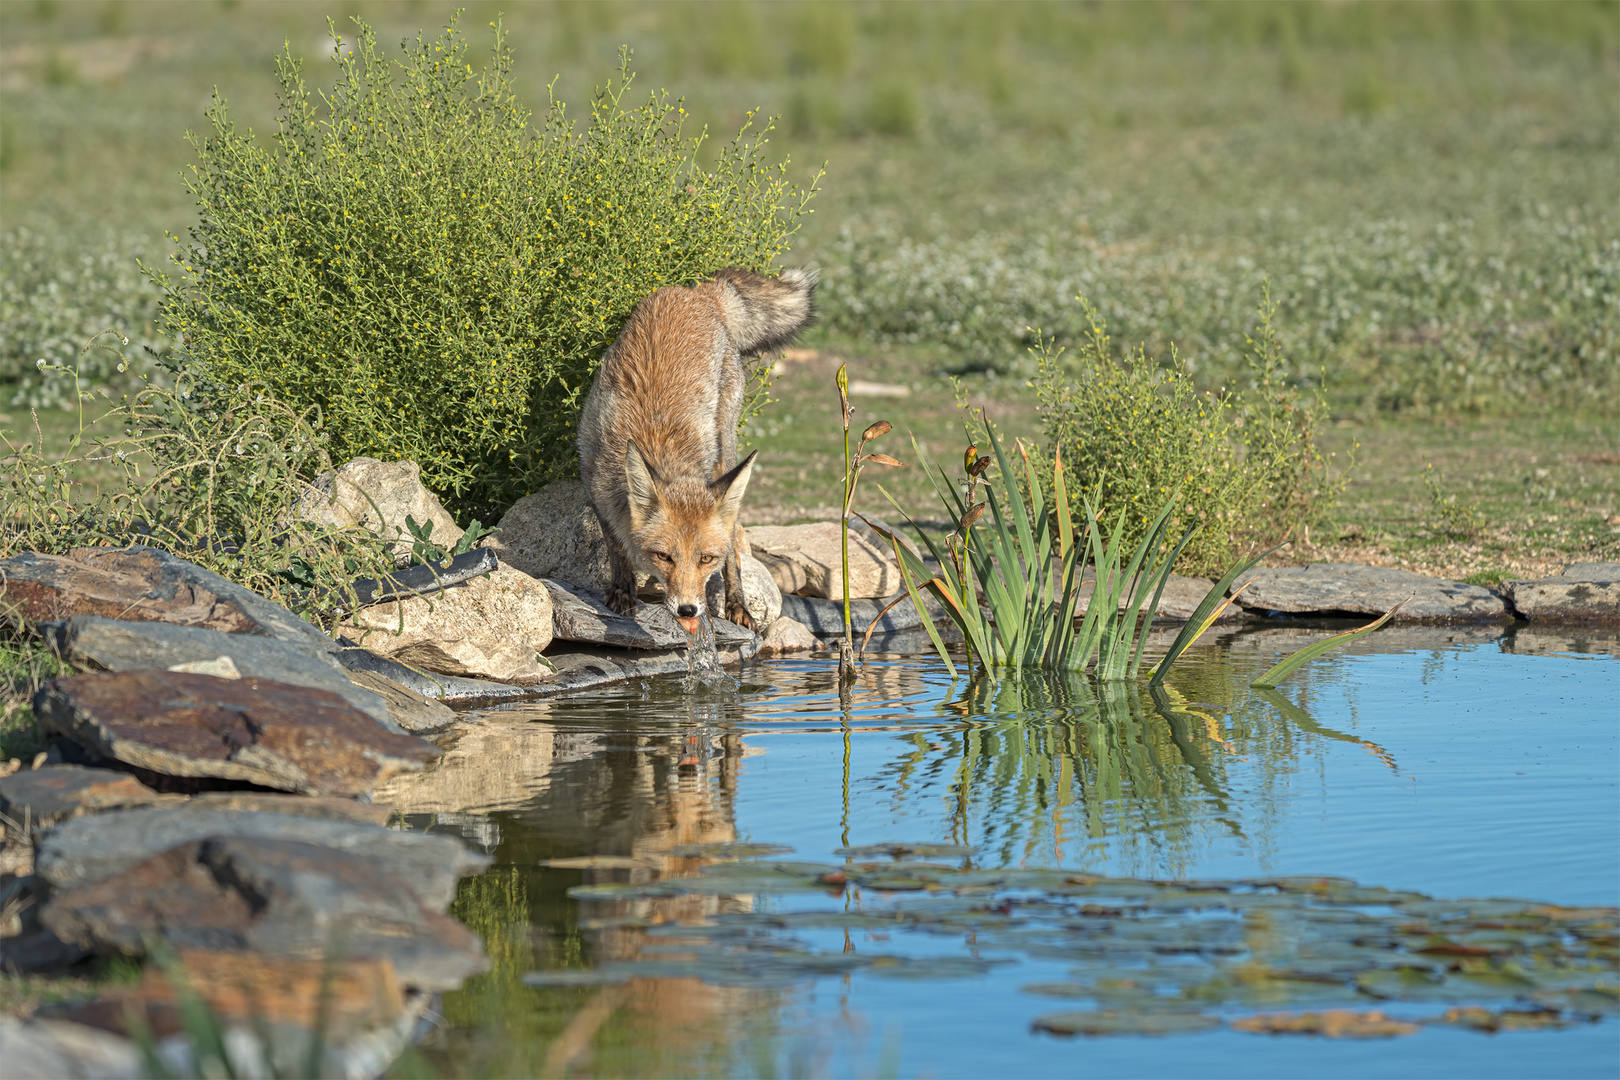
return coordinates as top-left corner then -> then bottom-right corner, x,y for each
1033,1010 -> 1219,1037
542,855 -> 653,870
520,968 -> 631,988
1437,1006 -> 1593,1032
664,842 -> 795,859
1230,1010 -> 1420,1038
833,842 -> 974,859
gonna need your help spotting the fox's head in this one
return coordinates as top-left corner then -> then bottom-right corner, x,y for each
624,442 -> 757,635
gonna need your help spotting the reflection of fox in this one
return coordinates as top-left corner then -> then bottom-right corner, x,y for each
578,268 -> 815,634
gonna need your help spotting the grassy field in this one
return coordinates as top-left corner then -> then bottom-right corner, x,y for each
1,0 -> 1616,574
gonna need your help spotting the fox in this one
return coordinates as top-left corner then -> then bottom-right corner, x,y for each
577,266 -> 816,635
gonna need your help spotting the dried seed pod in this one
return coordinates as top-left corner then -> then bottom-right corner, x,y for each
959,502 -> 986,530
968,455 -> 992,479
861,420 -> 892,443
865,453 -> 903,467
963,444 -> 978,471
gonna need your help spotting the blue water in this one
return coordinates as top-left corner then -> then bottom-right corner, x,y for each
411,626 -> 1620,1078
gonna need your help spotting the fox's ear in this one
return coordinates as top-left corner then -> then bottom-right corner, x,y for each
710,450 -> 757,529
623,441 -> 664,532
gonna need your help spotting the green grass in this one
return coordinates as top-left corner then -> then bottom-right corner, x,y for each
0,627 -> 66,763
1,1 -> 1615,564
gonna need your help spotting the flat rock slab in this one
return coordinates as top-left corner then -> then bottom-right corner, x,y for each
343,669 -> 458,734
530,640 -> 761,697
1075,572 -> 1240,622
779,591 -> 959,637
334,646 -> 542,705
545,580 -> 755,650
45,615 -> 399,732
0,546 -> 334,653
0,1015 -> 140,1080
34,805 -> 488,907
749,521 -> 902,600
1232,563 -> 1507,622
0,765 -> 181,839
1504,564 -> 1619,624
34,670 -> 439,796
42,836 -> 487,991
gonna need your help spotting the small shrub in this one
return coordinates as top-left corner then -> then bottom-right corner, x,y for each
1029,288 -> 1343,576
145,15 -> 817,520
2,335 -> 397,625
1422,463 -> 1485,540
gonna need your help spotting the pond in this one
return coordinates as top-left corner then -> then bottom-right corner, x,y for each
384,623 -> 1619,1078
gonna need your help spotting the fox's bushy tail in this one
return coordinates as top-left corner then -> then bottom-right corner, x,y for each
711,267 -> 817,355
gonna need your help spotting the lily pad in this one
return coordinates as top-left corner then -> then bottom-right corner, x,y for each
1032,1010 -> 1219,1037
1436,1006 -> 1593,1032
521,968 -> 631,988
665,841 -> 795,859
833,842 -> 974,859
1230,1010 -> 1420,1038
542,855 -> 654,870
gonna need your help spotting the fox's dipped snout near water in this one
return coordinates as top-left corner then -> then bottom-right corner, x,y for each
578,267 -> 816,635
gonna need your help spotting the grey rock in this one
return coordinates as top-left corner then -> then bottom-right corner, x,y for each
42,836 -> 488,991
780,592 -> 933,637
35,670 -> 438,797
333,647 -> 541,705
299,457 -> 464,565
1,874 -> 91,973
35,806 -> 488,908
858,625 -> 967,655
705,550 -> 783,629
486,480 -> 615,590
1231,563 -> 1507,622
0,546 -> 335,654
1074,571 -> 1239,622
523,640 -> 761,698
1504,566 -> 1619,624
46,616 -> 400,732
343,669 -> 459,734
748,521 -> 902,600
1220,622 -> 1508,661
0,1015 -> 141,1079
0,765 -> 180,840
545,580 -> 755,650
760,616 -> 818,655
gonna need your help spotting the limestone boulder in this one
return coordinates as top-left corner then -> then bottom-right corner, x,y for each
1231,563 -> 1507,622
705,550 -> 783,629
299,457 -> 463,564
748,521 -> 902,600
486,480 -> 615,590
0,546 -> 334,653
34,670 -> 440,797
1504,563 -> 1619,624
760,616 -> 818,655
341,563 -> 555,683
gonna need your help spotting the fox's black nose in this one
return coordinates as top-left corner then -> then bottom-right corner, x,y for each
676,604 -> 699,619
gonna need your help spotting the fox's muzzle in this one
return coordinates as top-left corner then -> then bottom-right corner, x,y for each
675,603 -> 701,636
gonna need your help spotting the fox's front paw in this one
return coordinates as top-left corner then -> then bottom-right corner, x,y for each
605,583 -> 639,618
725,597 -> 757,633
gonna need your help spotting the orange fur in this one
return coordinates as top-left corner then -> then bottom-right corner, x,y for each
577,268 -> 814,632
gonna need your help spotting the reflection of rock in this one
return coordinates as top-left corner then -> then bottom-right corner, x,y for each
0,546 -> 334,653
341,563 -> 556,682
299,457 -> 463,564
1233,564 -> 1506,622
749,522 -> 901,599
42,836 -> 488,991
1218,622 -> 1507,659
1504,565 -> 1619,624
546,580 -> 754,650
1500,625 -> 1620,659
374,720 -> 564,816
760,616 -> 817,655
35,670 -> 439,797
47,615 -> 396,731
1076,572 -> 1239,622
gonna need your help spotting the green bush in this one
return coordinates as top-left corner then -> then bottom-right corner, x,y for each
144,15 -> 817,519
1030,289 -> 1344,577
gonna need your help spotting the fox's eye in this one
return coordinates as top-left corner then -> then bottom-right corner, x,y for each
650,551 -> 672,564
699,554 -> 718,566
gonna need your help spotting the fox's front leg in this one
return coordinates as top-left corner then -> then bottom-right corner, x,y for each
722,523 -> 757,632
604,531 -> 640,619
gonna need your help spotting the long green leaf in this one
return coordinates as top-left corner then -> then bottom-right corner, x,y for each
1249,599 -> 1409,689
1148,543 -> 1286,686
1129,522 -> 1198,677
881,528 -> 957,678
